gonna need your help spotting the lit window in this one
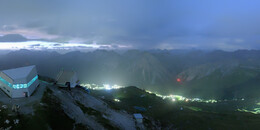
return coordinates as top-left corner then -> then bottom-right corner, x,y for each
1,75 -> 38,89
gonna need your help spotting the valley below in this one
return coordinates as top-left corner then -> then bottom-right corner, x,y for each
1,80 -> 260,130
1,49 -> 260,100
1,49 -> 260,129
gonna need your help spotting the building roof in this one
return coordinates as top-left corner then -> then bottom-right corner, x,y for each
133,113 -> 143,119
2,65 -> 35,80
56,70 -> 76,84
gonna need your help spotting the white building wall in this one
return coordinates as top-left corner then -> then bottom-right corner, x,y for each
70,74 -> 78,88
0,83 -> 12,97
11,88 -> 28,98
11,80 -> 39,98
0,66 -> 39,98
25,67 -> 38,83
27,79 -> 39,96
0,72 -> 14,84
0,72 -> 13,97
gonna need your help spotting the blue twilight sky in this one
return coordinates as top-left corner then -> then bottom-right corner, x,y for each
0,0 -> 260,51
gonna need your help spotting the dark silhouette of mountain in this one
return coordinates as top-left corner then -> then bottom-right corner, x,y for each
0,34 -> 28,42
1,49 -> 260,99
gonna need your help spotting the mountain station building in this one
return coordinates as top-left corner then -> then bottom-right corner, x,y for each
56,70 -> 79,88
0,65 -> 39,98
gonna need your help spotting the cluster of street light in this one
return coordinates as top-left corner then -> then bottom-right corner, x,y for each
79,83 -> 260,116
80,83 -> 260,114
80,83 -> 219,103
80,83 -> 122,90
145,90 -> 218,103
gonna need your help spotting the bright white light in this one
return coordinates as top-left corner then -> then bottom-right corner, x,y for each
104,84 -> 111,90
80,83 -> 224,104
114,99 -> 120,102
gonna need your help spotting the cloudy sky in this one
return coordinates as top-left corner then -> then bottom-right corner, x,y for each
0,0 -> 260,51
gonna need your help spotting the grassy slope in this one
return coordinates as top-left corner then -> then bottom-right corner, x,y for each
91,86 -> 260,129
180,67 -> 260,99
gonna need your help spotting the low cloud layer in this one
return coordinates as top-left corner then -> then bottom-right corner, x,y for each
0,0 -> 260,50
0,41 -> 130,52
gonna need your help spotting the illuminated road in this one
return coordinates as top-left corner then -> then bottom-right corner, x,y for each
80,83 -> 233,103
80,83 -> 260,114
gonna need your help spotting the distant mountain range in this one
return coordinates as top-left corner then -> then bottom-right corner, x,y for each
0,34 -> 28,42
1,49 -> 260,99
0,34 -> 47,42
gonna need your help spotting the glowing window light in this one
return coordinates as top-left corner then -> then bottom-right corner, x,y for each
27,75 -> 38,87
0,75 -> 38,89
